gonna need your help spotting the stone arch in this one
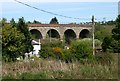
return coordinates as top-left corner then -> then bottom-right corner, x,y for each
79,29 -> 90,39
47,29 -> 60,39
30,29 -> 43,39
64,29 -> 76,44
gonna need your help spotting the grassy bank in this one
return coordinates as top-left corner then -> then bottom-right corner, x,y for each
2,53 -> 118,79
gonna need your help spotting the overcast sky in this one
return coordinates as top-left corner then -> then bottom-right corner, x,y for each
1,0 -> 119,23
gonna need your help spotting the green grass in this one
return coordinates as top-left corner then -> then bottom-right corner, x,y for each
2,53 -> 118,79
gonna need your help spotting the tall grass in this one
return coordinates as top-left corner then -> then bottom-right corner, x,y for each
2,53 -> 118,79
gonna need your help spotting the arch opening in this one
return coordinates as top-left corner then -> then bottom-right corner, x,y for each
30,29 -> 43,39
79,29 -> 90,39
47,29 -> 60,39
64,29 -> 76,44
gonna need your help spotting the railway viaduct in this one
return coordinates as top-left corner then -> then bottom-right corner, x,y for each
28,24 -> 92,41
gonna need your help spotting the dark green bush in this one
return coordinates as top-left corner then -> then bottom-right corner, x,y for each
40,46 -> 54,59
40,41 -> 64,59
62,49 -> 74,63
70,39 -> 95,62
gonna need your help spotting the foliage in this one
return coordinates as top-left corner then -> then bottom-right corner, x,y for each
1,17 -> 33,62
50,17 -> 59,24
2,55 -> 118,79
40,41 -> 64,59
110,39 -> 120,53
101,36 -> 112,52
17,17 -> 33,54
40,46 -> 54,59
52,47 -> 63,59
70,39 -> 93,61
10,18 -> 16,28
2,23 -> 25,62
40,38 -> 101,62
112,15 -> 120,41
70,38 -> 101,62
111,15 -> 120,53
41,40 -> 64,48
102,15 -> 120,53
62,49 -> 74,63
95,23 -> 114,41
111,15 -> 120,52
1,18 -> 7,26
33,20 -> 41,24
105,20 -> 116,25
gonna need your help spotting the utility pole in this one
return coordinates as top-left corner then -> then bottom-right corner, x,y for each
92,16 -> 95,55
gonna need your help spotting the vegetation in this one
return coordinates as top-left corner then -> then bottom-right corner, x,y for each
40,41 -> 64,59
2,23 -> 25,62
1,15 -> 119,79
2,53 -> 118,79
111,15 -> 120,53
95,23 -> 115,41
17,17 -> 33,54
40,38 -> 101,63
27,20 -> 41,24
1,17 -> 33,62
102,15 -> 120,53
50,17 -> 59,24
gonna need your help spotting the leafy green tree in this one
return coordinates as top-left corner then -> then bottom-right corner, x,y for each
17,17 -> 33,55
112,15 -> 120,41
50,17 -> 59,24
111,15 -> 120,53
110,39 -> 120,53
2,24 -> 25,62
33,20 -> 41,24
10,18 -> 16,28
102,15 -> 120,53
1,18 -> 7,26
1,17 -> 34,62
102,36 -> 111,52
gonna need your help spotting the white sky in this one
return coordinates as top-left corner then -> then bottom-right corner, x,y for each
0,0 -> 120,3
0,0 -> 119,23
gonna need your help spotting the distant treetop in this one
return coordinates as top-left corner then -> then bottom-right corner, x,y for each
50,17 -> 59,24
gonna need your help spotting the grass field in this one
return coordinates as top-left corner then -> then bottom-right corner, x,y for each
2,53 -> 118,79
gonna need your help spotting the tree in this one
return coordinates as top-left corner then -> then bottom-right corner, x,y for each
50,17 -> 59,24
102,36 -> 111,52
17,17 -> 33,54
1,18 -> 7,26
111,15 -> 120,53
33,20 -> 41,24
2,17 -> 33,62
2,23 -> 25,62
102,15 -> 120,53
10,18 -> 16,28
112,15 -> 120,41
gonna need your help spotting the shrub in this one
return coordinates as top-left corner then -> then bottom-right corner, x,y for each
40,41 -> 64,59
40,46 -> 53,59
70,38 -> 101,62
62,49 -> 74,63
52,47 -> 63,59
70,40 -> 93,61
